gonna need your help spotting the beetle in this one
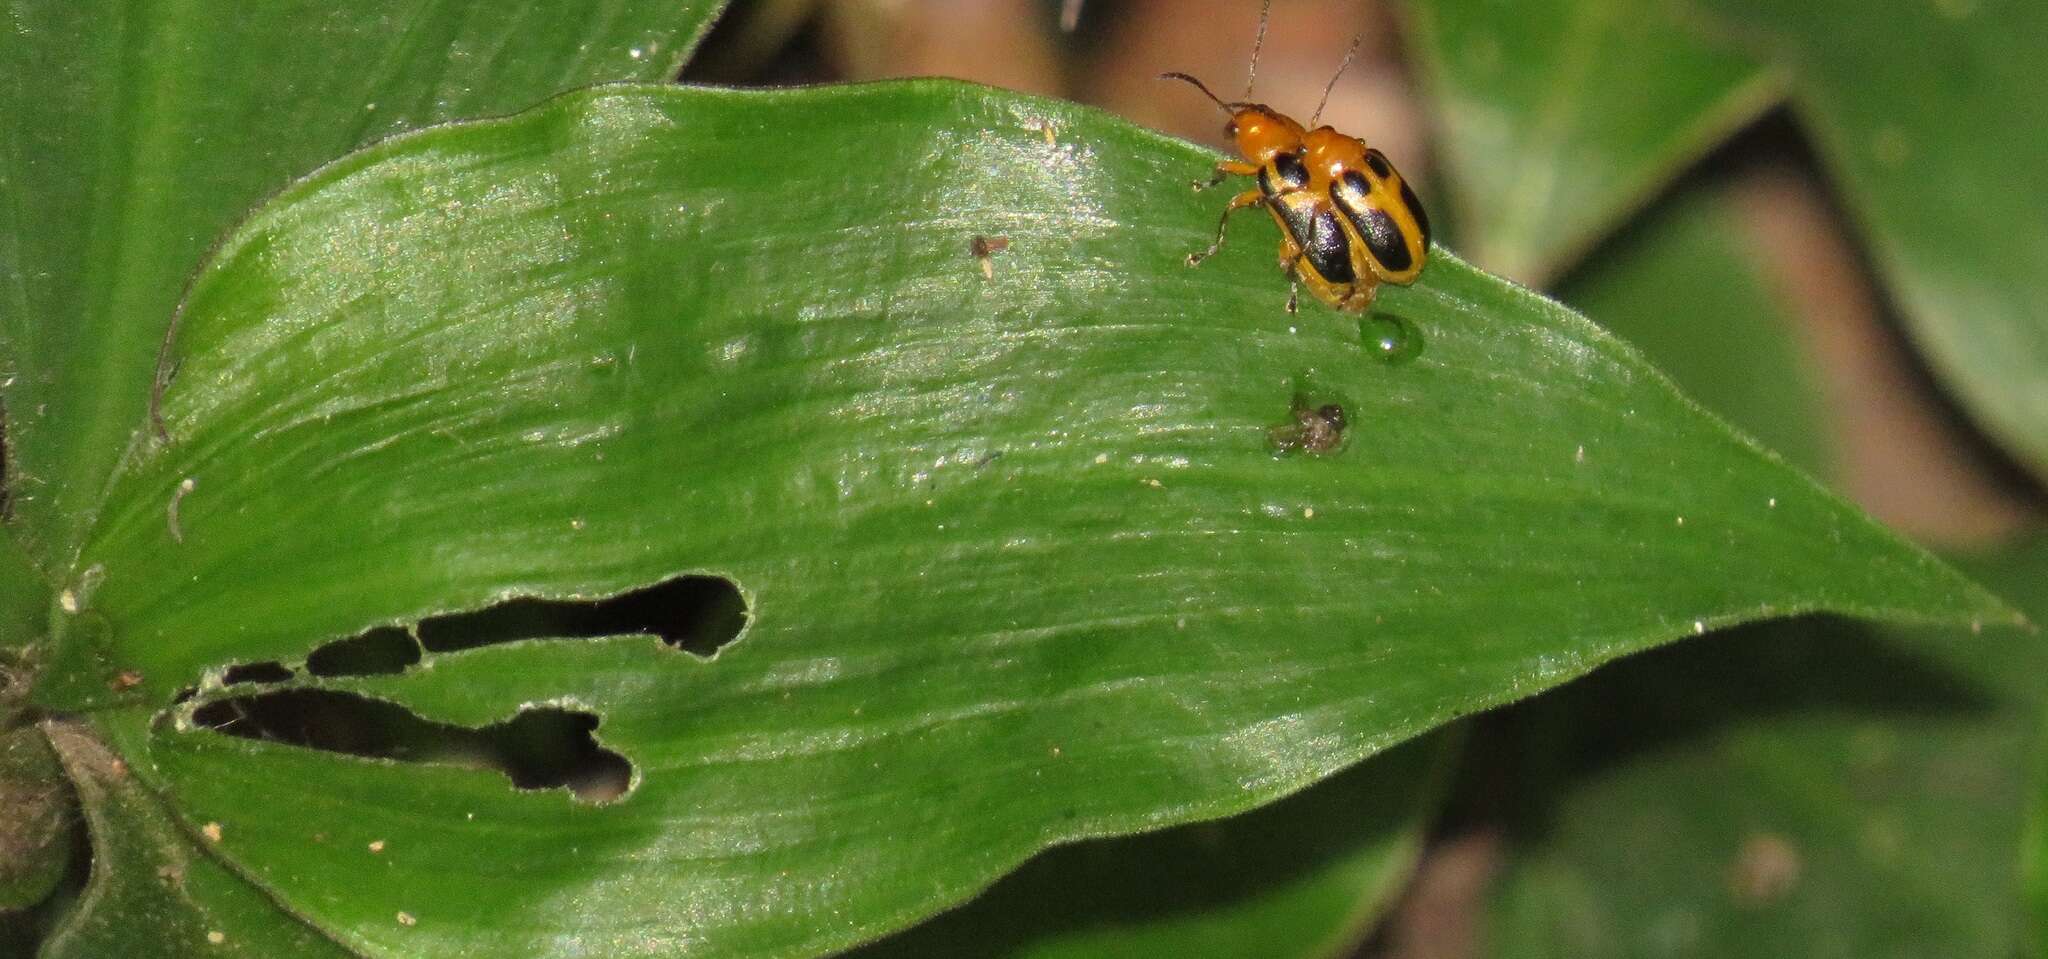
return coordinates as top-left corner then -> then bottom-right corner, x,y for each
1165,4 -> 1430,314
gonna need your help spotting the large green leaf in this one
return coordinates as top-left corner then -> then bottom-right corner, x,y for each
36,81 -> 2008,957
1557,176 -> 1832,481
851,733 -> 1452,959
2030,707 -> 2048,956
0,523 -> 47,656
39,717 -> 354,959
1399,0 -> 1775,281
0,725 -> 70,915
1483,546 -> 2047,957
1674,0 -> 2048,475
0,0 -> 727,570
1473,141 -> 2039,955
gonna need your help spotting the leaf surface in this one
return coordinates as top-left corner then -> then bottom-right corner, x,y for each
1484,547 -> 2046,958
1476,163 -> 2037,954
49,82 -> 2012,958
0,523 -> 47,655
1557,176 -> 1831,479
0,0 -> 727,568
39,717 -> 354,959
850,733 -> 1452,959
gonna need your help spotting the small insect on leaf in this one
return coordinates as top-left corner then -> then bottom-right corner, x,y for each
970,234 -> 1011,280
1270,394 -> 1348,455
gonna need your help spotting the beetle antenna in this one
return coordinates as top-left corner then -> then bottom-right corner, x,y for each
1159,72 -> 1235,114
1310,32 -> 1363,127
1245,0 -> 1272,99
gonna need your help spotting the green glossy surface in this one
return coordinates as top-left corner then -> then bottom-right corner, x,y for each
38,716 -> 353,959
1400,0 -> 1774,282
850,733 -> 1453,959
0,0 -> 727,570
32,80 -> 2008,957
0,523 -> 47,656
1679,0 -> 2048,477
1557,178 -> 1832,480
1484,546 -> 2046,957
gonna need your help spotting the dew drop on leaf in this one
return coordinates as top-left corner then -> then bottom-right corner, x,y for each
1360,313 -> 1423,364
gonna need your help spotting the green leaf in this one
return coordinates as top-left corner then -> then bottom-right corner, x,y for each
1484,544 -> 2048,957
54,83 -> 2010,957
0,522 -> 48,655
0,0 -> 728,570
2029,708 -> 2048,955
1675,0 -> 2048,476
1556,176 -> 1832,480
0,725 -> 72,913
1399,0 -> 1776,281
849,733 -> 1454,959
38,716 -> 354,959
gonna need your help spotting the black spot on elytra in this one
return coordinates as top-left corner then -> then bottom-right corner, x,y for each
1337,172 -> 1413,274
1304,208 -> 1358,283
1399,177 -> 1432,248
1269,151 -> 1310,190
1363,148 -> 1394,180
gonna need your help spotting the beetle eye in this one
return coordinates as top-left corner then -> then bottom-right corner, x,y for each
1224,120 -> 1238,139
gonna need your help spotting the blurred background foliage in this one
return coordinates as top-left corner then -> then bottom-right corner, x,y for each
686,0 -> 2045,954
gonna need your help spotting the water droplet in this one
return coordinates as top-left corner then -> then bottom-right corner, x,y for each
1360,313 -> 1422,364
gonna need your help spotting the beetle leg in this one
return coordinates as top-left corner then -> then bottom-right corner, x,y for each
1344,282 -> 1379,313
1193,160 -> 1262,191
1284,249 -> 1308,314
1187,189 -> 1268,266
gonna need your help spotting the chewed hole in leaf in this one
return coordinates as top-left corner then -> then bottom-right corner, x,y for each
298,574 -> 746,680
305,626 -> 420,677
191,689 -> 633,803
220,661 -> 293,685
414,574 -> 747,657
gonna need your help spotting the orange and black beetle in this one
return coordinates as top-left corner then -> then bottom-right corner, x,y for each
1165,8 -> 1430,314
